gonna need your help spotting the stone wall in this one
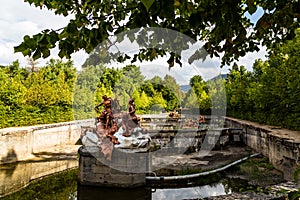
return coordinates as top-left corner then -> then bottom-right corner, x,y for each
78,146 -> 147,188
0,119 -> 94,164
225,117 -> 300,181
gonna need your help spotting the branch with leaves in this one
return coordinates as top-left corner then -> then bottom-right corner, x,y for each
15,0 -> 300,67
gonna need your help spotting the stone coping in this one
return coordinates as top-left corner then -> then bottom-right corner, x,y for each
0,119 -> 94,135
225,116 -> 300,143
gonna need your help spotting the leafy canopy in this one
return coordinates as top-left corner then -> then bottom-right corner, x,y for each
15,0 -> 300,66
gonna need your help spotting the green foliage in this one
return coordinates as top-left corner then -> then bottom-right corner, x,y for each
0,60 -> 76,128
73,85 -> 94,120
15,0 -> 300,66
207,78 -> 226,112
150,92 -> 166,113
94,84 -> 113,104
73,64 -> 118,119
288,189 -> 300,200
132,90 -> 151,114
226,29 -> 300,130
136,76 -> 181,112
75,64 -> 106,92
182,75 -> 213,113
0,59 -> 202,127
73,64 -> 182,117
113,65 -> 144,109
294,166 -> 300,182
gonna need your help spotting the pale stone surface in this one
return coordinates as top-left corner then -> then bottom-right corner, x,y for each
225,117 -> 300,181
78,146 -> 146,188
0,119 -> 94,164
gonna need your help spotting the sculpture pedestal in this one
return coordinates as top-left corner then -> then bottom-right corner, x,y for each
78,146 -> 149,188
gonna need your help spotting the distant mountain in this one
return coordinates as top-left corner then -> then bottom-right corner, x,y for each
180,85 -> 191,92
210,74 -> 228,81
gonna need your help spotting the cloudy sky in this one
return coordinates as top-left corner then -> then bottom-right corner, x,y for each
0,0 -> 88,68
0,0 -> 267,83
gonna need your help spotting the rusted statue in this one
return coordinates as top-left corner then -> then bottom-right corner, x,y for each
122,98 -> 140,137
128,98 -> 139,124
94,95 -> 120,145
94,95 -> 113,128
82,95 -> 151,160
198,115 -> 206,129
199,115 -> 206,123
168,111 -> 180,118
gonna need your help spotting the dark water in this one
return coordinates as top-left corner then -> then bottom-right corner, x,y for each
0,168 -> 255,200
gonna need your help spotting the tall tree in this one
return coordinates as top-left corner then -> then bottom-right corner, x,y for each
73,85 -> 94,120
150,91 -> 166,113
132,90 -> 151,113
76,64 -> 107,92
225,29 -> 300,130
182,89 -> 198,109
226,65 -> 252,117
163,74 -> 181,100
113,65 -> 145,109
184,75 -> 211,112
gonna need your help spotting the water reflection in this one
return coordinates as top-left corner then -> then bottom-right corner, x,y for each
0,169 -> 77,200
77,186 -> 151,200
0,159 -> 77,198
77,184 -> 231,200
77,182 -> 231,200
152,183 -> 231,200
0,167 -> 252,200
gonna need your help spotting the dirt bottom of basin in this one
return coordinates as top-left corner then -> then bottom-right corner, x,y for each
151,145 -> 257,176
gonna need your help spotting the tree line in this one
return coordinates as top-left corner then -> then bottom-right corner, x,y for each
73,64 -> 225,119
1,30 -> 300,130
0,57 -> 218,128
0,59 -> 76,128
226,29 -> 300,130
73,64 -> 184,119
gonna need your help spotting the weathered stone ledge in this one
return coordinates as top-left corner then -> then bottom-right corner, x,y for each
78,146 -> 147,188
225,116 -> 300,181
0,119 -> 94,164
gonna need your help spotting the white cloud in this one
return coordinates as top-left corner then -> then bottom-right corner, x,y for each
0,20 -> 39,42
236,46 -> 268,71
0,0 -> 70,30
0,0 -> 79,67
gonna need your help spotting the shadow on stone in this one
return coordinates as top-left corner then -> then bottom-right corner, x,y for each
1,148 -> 18,163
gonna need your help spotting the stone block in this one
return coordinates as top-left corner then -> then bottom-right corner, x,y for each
92,164 -> 111,174
78,146 -> 147,187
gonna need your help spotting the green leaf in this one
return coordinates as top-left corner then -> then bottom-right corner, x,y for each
42,48 -> 50,58
14,43 -> 27,53
58,49 -> 66,58
37,33 -> 46,42
141,0 -> 154,11
32,49 -> 41,60
248,5 -> 257,15
23,35 -> 31,41
23,48 -> 32,56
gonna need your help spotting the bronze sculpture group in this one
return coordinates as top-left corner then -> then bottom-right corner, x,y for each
94,95 -> 120,145
93,95 -> 147,159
